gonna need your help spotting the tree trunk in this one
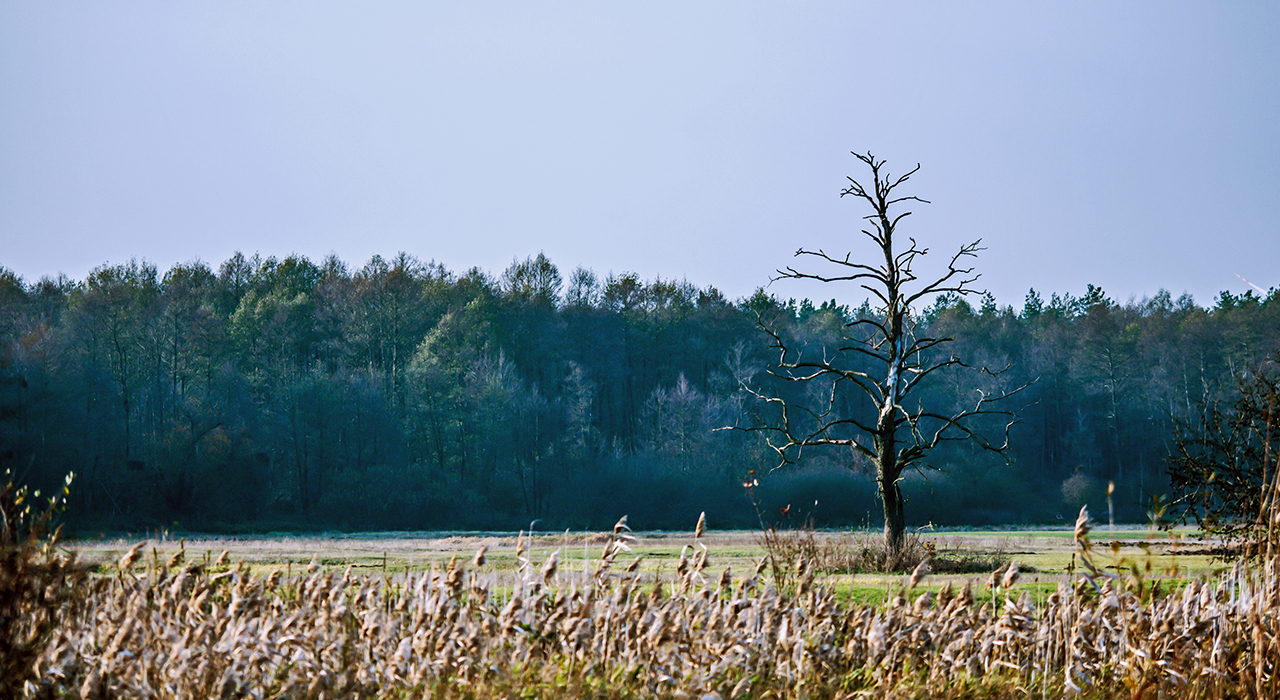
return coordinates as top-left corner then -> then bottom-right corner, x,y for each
876,413 -> 905,553
878,466 -> 906,554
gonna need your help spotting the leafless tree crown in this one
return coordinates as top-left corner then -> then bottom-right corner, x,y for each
733,151 -> 1028,550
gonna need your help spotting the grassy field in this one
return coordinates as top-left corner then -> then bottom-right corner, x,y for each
66,523 -> 1223,606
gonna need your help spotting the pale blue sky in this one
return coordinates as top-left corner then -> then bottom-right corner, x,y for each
2,2 -> 1277,307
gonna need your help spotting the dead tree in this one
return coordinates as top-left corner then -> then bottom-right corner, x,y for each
739,152 -> 1025,554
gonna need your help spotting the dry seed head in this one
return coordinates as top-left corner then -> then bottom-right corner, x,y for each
118,542 -> 146,572
937,581 -> 954,606
473,545 -> 487,568
1001,560 -> 1020,590
908,558 -> 930,589
1074,506 -> 1092,553
446,556 -> 464,593
694,511 -> 706,540
649,579 -> 664,602
541,550 -> 559,584
986,564 -> 1004,590
692,547 -> 708,573
913,591 -> 934,614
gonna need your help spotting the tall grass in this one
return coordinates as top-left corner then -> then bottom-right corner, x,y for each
757,522 -> 1013,580
757,524 -> 936,577
6,443 -> 1280,699
4,502 -> 1276,699
0,470 -> 84,698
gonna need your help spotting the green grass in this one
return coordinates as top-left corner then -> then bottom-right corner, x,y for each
66,525 -> 1225,606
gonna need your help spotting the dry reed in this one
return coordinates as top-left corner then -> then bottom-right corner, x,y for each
4,504 -> 1276,699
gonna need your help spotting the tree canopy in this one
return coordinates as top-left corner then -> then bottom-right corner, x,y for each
0,251 -> 1276,532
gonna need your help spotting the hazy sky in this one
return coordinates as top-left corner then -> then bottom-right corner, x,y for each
2,2 -> 1277,308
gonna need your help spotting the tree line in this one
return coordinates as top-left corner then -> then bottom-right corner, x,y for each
0,253 -> 1276,532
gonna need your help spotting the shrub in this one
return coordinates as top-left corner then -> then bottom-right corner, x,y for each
1060,471 -> 1101,509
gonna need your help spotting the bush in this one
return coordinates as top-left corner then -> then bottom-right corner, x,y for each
1061,471 -> 1102,509
764,526 -> 936,575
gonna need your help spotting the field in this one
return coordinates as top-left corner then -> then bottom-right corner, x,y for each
67,524 -> 1222,605
8,519 -> 1270,699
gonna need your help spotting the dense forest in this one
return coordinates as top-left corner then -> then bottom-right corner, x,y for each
1,252 -> 1277,532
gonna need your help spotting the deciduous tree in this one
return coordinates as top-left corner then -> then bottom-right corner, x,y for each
737,152 -> 1025,553
1168,354 -> 1279,554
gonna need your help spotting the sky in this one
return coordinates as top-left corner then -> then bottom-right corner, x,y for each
2,2 -> 1278,309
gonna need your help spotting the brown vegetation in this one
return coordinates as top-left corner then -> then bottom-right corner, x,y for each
4,508 -> 1278,699
1,471 -> 85,698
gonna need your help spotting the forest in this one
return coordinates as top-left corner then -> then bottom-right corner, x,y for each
0,252 -> 1276,533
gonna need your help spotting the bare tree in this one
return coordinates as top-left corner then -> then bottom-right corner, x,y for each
738,152 -> 1025,553
1167,353 -> 1280,556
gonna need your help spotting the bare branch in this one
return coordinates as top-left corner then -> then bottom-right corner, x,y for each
728,151 -> 1026,553
904,240 -> 986,307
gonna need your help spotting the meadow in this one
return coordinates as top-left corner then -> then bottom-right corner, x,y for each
10,517 -> 1273,699
67,522 -> 1219,606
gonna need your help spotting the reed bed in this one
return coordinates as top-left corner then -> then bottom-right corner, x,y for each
6,507 -> 1277,700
